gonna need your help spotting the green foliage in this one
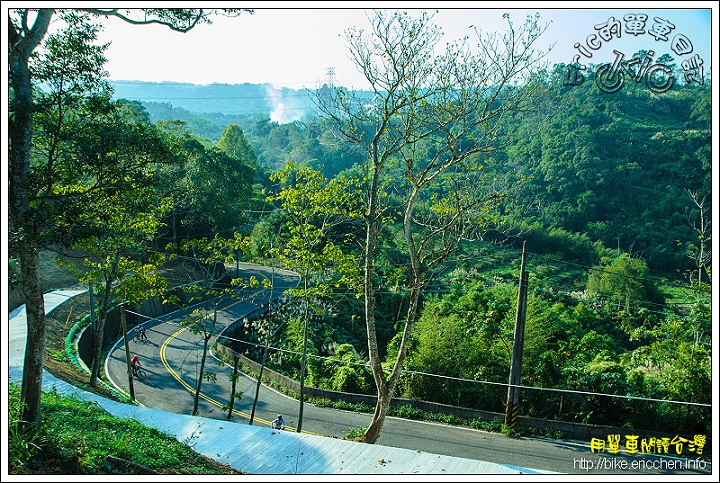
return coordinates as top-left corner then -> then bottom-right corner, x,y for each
328,366 -> 366,393
187,146 -> 254,234
501,423 -> 519,437
345,426 -> 368,439
53,190 -> 171,386
8,419 -> 45,473
25,12 -> 180,253
396,247 -> 710,434
267,163 -> 362,294
403,280 -> 515,409
469,417 -> 503,432
64,314 -> 91,366
513,221 -> 606,266
322,344 -> 374,394
151,120 -> 256,238
8,383 -> 235,474
503,78 -> 710,275
217,124 -> 258,167
587,253 -> 649,302
203,371 -> 218,383
264,162 -> 364,411
620,282 -> 711,433
31,11 -> 110,99
273,315 -> 314,378
586,253 -> 667,334
308,397 -> 374,414
8,385 -> 45,472
391,405 -> 425,420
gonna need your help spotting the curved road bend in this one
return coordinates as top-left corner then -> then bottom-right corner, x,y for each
106,263 -> 711,476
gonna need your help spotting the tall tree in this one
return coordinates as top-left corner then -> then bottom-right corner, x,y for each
267,162 -> 361,431
8,7 -> 252,430
153,121 -> 255,239
164,234 -> 255,416
184,145 -> 255,234
314,9 -> 552,443
57,191 -> 171,387
217,123 -> 259,171
683,189 -> 711,285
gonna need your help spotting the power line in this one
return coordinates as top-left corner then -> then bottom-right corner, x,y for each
453,244 -> 703,317
139,241 -> 704,321
117,260 -> 709,413
402,369 -> 711,408
114,93 -> 316,101
529,251 -> 690,289
528,285 -> 711,324
215,333 -> 710,409
110,80 -> 320,89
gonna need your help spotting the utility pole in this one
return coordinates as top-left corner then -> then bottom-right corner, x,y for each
250,241 -> 277,426
505,241 -> 528,431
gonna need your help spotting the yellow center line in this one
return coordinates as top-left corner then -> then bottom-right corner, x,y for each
159,320 -> 320,436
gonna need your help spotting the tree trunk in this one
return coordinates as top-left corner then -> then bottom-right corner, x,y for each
227,355 -> 241,420
363,168 -> 384,386
363,184 -> 427,444
249,346 -> 269,425
192,334 -> 210,416
364,383 -> 393,444
297,276 -> 310,432
387,186 -> 425,386
362,153 -> 388,443
18,245 -> 46,431
9,8 -> 54,430
89,312 -> 106,387
363,282 -> 424,444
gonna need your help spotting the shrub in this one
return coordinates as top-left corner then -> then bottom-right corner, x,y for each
391,404 -> 424,420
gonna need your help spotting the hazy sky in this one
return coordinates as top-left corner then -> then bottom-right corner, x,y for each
79,3 -> 715,90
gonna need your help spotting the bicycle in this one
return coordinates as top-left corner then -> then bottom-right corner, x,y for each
132,366 -> 146,381
133,329 -> 147,343
270,416 -> 286,430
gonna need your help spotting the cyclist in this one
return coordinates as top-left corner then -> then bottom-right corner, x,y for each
131,354 -> 141,376
271,415 -> 285,430
136,323 -> 147,340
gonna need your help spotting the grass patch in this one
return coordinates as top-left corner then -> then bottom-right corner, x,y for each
8,383 -> 242,475
470,417 -> 504,432
345,426 -> 367,440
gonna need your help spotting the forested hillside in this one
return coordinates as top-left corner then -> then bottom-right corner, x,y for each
105,68 -> 712,438
115,75 -> 711,278
500,65 -> 711,276
11,9 -> 712,471
148,72 -> 704,436
12,9 -> 710,450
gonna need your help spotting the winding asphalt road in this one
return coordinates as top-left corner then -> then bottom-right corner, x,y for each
105,263 -> 711,475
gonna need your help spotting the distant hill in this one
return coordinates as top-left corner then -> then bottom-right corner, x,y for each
110,80 -> 319,123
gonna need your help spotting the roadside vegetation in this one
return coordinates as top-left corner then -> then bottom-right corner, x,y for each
8,383 -> 243,475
